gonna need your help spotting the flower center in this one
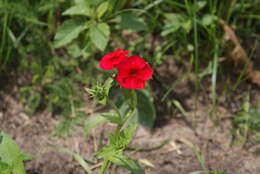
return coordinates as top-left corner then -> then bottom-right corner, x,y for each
129,69 -> 137,76
110,56 -> 117,61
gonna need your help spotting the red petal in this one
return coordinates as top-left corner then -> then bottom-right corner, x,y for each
116,76 -> 145,89
136,63 -> 153,80
99,54 -> 115,70
99,49 -> 128,70
117,56 -> 146,70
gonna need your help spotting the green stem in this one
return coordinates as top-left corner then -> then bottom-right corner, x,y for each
193,0 -> 199,94
99,159 -> 110,174
1,13 -> 8,65
98,89 -> 137,173
211,42 -> 219,107
111,103 -> 122,119
128,139 -> 171,153
120,108 -> 136,132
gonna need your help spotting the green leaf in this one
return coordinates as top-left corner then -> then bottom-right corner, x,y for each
0,161 -> 12,174
119,12 -> 148,31
122,89 -> 137,109
84,112 -> 121,136
97,2 -> 109,19
162,13 -> 191,35
194,1 -> 207,11
201,14 -> 215,26
90,23 -> 110,50
164,13 -> 182,25
51,145 -> 93,174
114,89 -> 156,128
139,159 -> 155,168
62,5 -> 92,16
109,124 -> 137,149
76,0 -> 103,7
172,100 -> 188,117
110,154 -> 145,174
161,24 -> 180,36
21,152 -> 33,161
54,19 -> 87,48
85,78 -> 113,104
136,90 -> 156,128
94,125 -> 143,173
161,13 -> 181,36
0,135 -> 3,144
181,19 -> 192,32
84,115 -> 109,136
0,133 -> 26,174
95,125 -> 137,158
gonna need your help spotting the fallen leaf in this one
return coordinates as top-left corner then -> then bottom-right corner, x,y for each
219,19 -> 260,87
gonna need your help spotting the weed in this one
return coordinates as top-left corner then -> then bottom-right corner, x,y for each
232,96 -> 260,147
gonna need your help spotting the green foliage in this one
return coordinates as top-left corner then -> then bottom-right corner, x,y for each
0,161 -> 12,174
119,12 -> 148,32
117,89 -> 156,129
97,2 -> 109,18
89,23 -> 110,51
54,19 -> 88,48
54,114 -> 85,138
162,13 -> 192,36
1,0 -> 259,120
52,145 -> 93,174
84,112 -> 122,136
108,154 -> 144,174
62,1 -> 92,17
84,79 -> 146,173
20,87 -> 42,114
232,100 -> 260,145
0,133 -> 27,174
95,125 -> 144,174
55,125 -> 143,174
135,90 -> 156,128
55,0 -> 112,51
85,78 -> 114,105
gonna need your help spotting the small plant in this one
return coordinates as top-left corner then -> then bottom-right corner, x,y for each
0,132 -> 30,174
232,98 -> 260,146
57,48 -> 154,173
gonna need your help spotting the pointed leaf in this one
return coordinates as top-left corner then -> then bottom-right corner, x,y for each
62,5 -> 92,16
85,78 -> 113,104
84,115 -> 109,136
136,90 -> 156,128
139,159 -> 155,168
0,133 -> 26,174
90,23 -> 110,50
51,145 -> 93,174
119,12 -> 148,31
97,2 -> 109,19
110,154 -> 145,174
84,113 -> 121,136
201,14 -> 215,26
54,19 -> 87,48
0,161 -> 12,174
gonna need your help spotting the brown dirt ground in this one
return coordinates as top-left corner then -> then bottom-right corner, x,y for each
0,59 -> 260,174
1,92 -> 260,174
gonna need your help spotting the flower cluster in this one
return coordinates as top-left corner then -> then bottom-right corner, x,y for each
100,48 -> 153,89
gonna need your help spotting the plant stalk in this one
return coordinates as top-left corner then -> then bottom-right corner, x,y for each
99,159 -> 110,174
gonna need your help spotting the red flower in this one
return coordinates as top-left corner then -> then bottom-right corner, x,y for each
115,56 -> 153,89
100,48 -> 128,70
